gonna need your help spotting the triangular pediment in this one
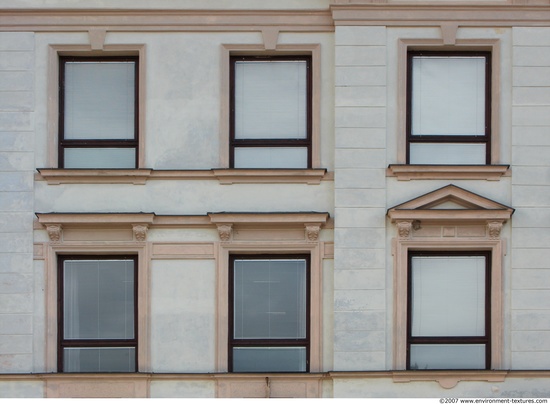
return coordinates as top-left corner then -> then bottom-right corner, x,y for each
387,185 -> 514,222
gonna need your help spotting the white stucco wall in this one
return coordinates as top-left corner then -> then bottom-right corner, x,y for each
510,27 -> 550,370
0,32 -> 36,374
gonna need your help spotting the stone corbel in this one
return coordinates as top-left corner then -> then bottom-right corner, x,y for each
396,220 -> 413,240
487,221 -> 503,240
305,223 -> 321,242
217,224 -> 233,242
132,224 -> 149,242
46,224 -> 63,243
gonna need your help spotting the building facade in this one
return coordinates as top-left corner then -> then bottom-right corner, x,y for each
0,0 -> 549,398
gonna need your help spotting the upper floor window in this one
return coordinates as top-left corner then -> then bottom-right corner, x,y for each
58,256 -> 137,372
230,56 -> 311,168
407,51 -> 491,164
407,251 -> 491,370
229,255 -> 310,372
59,56 -> 138,168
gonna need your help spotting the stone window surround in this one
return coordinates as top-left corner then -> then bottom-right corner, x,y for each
36,211 -> 331,377
39,35 -> 329,186
388,185 -> 514,385
387,34 -> 511,181
219,43 -> 323,169
46,43 -> 146,169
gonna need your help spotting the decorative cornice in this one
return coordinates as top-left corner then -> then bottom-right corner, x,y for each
331,2 -> 550,27
36,213 -> 156,226
387,185 -> 514,224
209,212 -> 330,242
0,9 -> 334,32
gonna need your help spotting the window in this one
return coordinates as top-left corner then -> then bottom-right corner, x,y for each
59,56 -> 138,168
229,255 -> 310,372
407,252 -> 491,370
407,51 -> 491,164
58,256 -> 137,372
230,56 -> 312,168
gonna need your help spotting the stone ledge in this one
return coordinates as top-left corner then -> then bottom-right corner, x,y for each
387,165 -> 510,181
36,168 -> 331,185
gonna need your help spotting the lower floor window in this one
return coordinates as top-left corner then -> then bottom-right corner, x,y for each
58,256 -> 137,372
407,252 -> 491,370
229,255 -> 310,372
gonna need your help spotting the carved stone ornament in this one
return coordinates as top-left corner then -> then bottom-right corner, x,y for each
46,224 -> 63,243
397,221 -> 413,240
217,224 -> 233,242
132,224 -> 149,242
305,224 -> 321,242
487,221 -> 503,240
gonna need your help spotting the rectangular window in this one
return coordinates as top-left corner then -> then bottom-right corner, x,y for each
407,252 -> 491,370
230,56 -> 312,169
58,256 -> 137,372
229,255 -> 310,372
59,56 -> 138,168
407,51 -> 491,164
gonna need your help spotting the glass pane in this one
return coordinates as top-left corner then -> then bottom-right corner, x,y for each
409,143 -> 486,164
64,61 -> 135,140
411,256 -> 486,337
234,259 -> 307,339
64,347 -> 135,372
411,56 -> 486,136
233,347 -> 307,372
410,344 -> 486,370
64,147 -> 136,169
235,60 -> 307,139
234,147 -> 308,169
64,259 -> 134,340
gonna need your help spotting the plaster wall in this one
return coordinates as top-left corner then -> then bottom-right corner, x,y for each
32,31 -> 335,172
0,32 -> 35,374
334,25 -> 387,371
332,376 -> 550,398
150,259 -> 216,373
510,26 -> 550,370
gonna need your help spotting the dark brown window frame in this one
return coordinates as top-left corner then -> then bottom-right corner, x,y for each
58,56 -> 139,168
228,254 -> 311,373
57,255 -> 138,373
406,50 -> 492,165
406,251 -> 491,370
229,55 -> 313,168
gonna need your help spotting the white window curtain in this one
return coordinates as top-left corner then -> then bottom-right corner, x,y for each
64,61 -> 135,140
234,60 -> 307,140
63,259 -> 135,340
233,259 -> 307,340
410,256 -> 486,337
411,56 -> 486,137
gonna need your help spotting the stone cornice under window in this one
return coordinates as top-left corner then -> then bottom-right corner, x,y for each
35,168 -> 331,185
387,165 -> 510,181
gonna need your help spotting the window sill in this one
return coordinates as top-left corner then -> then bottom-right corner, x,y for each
36,168 -> 331,185
387,165 -> 510,181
